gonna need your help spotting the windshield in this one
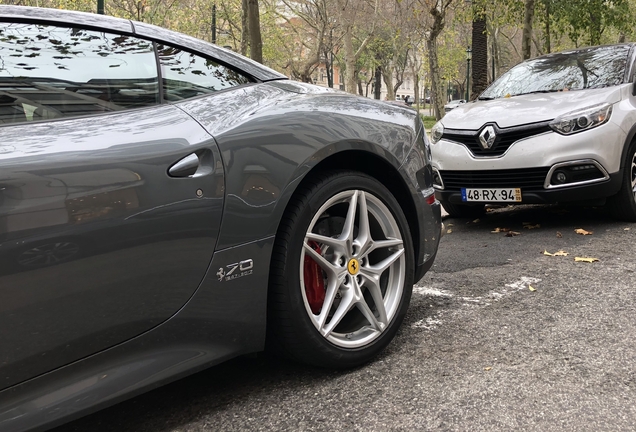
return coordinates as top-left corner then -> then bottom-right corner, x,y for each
480,45 -> 631,100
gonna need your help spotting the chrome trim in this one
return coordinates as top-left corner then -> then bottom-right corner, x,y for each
440,131 -> 553,160
432,167 -> 444,190
543,159 -> 610,189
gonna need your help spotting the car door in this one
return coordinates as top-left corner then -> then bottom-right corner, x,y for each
0,22 -> 224,389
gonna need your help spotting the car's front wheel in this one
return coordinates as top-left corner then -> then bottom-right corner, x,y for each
267,171 -> 414,368
608,141 -> 636,222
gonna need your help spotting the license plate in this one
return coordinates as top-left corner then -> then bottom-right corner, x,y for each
461,188 -> 522,202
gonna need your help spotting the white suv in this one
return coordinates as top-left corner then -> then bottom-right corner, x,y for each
430,44 -> 636,221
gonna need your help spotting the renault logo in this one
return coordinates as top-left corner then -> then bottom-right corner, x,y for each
479,125 -> 497,150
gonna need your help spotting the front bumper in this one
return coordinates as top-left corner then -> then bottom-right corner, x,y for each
431,120 -> 627,205
435,171 -> 623,205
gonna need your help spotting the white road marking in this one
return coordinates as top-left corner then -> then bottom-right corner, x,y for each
411,276 -> 542,330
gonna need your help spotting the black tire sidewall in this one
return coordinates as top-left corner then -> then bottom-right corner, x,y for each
609,141 -> 636,221
273,172 -> 414,368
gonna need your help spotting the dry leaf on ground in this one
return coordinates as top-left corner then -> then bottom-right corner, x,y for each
625,227 -> 631,231
447,229 -> 452,234
529,286 -> 536,292
575,228 -> 593,235
491,227 -> 511,233
556,231 -> 563,238
543,250 -> 569,256
505,231 -> 521,237
484,367 -> 493,371
574,257 -> 599,263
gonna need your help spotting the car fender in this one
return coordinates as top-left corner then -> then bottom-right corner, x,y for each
177,85 -> 419,250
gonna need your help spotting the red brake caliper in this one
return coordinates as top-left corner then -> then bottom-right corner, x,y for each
304,241 -> 326,314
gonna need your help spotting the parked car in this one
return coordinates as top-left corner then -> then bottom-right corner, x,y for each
431,43 -> 636,220
443,99 -> 466,112
0,5 -> 441,431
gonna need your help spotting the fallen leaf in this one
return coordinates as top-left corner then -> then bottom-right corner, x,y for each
486,208 -> 495,212
447,223 -> 454,227
484,367 -> 493,371
556,231 -> 563,238
524,224 -> 541,229
574,257 -> 599,263
472,219 -> 480,224
575,228 -> 593,235
543,250 -> 554,256
505,231 -> 521,237
553,250 -> 569,256
491,227 -> 511,233
624,227 -> 631,231
529,285 -> 536,292
447,229 -> 452,234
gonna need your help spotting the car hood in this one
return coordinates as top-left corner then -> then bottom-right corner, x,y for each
441,86 -> 625,129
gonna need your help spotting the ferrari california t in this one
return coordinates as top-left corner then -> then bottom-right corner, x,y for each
0,5 -> 441,431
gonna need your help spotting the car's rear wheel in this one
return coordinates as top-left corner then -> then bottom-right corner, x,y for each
267,171 -> 414,368
608,141 -> 636,222
439,200 -> 485,219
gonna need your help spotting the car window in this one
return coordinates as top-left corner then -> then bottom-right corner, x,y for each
157,44 -> 251,101
0,23 -> 159,125
481,45 -> 631,100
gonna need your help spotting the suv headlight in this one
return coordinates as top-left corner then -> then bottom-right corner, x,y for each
549,103 -> 612,135
430,122 -> 444,144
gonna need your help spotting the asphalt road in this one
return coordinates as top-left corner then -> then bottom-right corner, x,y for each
54,204 -> 636,431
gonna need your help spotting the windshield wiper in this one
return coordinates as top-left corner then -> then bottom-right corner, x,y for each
477,96 -> 495,100
512,89 -> 561,97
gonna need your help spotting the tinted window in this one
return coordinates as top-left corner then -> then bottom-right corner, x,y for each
480,45 -> 631,100
0,23 -> 159,125
157,44 -> 250,101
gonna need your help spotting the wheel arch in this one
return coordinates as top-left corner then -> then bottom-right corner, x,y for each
620,122 -> 636,170
274,147 -> 421,277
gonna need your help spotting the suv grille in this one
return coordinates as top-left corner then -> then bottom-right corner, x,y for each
440,168 -> 550,190
442,122 -> 552,157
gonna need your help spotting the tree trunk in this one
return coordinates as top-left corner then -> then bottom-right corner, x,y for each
543,0 -> 551,53
383,69 -> 395,100
342,26 -> 357,94
471,16 -> 488,99
522,0 -> 535,60
589,8 -> 601,45
427,37 -> 444,120
240,0 -> 249,56
374,66 -> 382,99
247,0 -> 262,63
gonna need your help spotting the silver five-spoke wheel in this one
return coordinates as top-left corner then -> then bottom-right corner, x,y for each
300,190 -> 405,348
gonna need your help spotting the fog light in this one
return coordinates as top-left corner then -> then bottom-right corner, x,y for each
433,171 -> 443,187
555,171 -> 567,184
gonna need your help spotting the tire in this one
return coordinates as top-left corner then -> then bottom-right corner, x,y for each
267,171 -> 414,368
440,200 -> 485,219
608,141 -> 636,222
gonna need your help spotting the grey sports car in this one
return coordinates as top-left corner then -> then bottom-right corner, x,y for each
0,6 -> 441,431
